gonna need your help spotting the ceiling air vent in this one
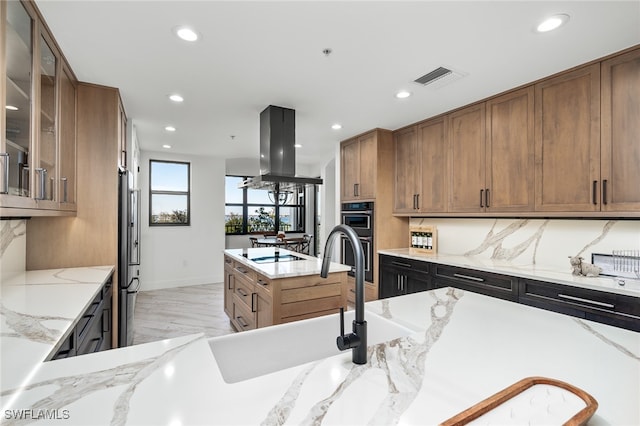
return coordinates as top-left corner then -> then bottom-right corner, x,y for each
413,66 -> 466,89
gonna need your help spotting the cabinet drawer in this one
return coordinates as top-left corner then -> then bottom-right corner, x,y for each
234,274 -> 255,312
76,306 -> 106,355
51,332 -> 76,360
233,297 -> 256,331
76,292 -> 104,344
234,263 -> 257,283
519,279 -> 640,332
380,255 -> 430,276
433,264 -> 518,301
255,273 -> 272,298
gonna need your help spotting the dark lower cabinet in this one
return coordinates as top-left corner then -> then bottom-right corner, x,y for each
519,278 -> 640,332
49,275 -> 113,361
379,255 -> 432,299
432,264 -> 519,302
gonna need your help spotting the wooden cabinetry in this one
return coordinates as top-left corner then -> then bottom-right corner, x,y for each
535,64 -> 601,212
340,130 -> 380,201
224,255 -> 347,331
600,48 -> 640,212
0,0 -> 78,216
378,255 -> 431,299
50,275 -> 113,360
58,64 -> 77,210
394,117 -> 448,214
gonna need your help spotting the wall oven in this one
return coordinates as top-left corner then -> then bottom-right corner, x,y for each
341,202 -> 374,282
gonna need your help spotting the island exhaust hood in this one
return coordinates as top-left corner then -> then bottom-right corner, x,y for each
240,105 -> 322,191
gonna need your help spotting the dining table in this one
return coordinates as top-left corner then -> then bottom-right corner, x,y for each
255,237 -> 306,252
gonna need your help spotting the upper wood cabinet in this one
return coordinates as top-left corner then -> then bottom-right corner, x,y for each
58,64 -> 77,210
600,48 -> 640,212
534,64 -> 601,212
394,117 -> 448,214
0,0 -> 78,216
341,129 -> 391,201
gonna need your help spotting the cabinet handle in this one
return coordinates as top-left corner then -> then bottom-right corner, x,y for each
102,309 -> 110,333
602,180 -> 608,205
251,292 -> 257,312
236,316 -> 249,328
592,180 -> 598,205
412,194 -> 416,210
61,177 -> 68,203
237,288 -> 248,297
0,153 -> 8,194
453,273 -> 485,282
558,294 -> 614,309
236,266 -> 248,274
416,194 -> 420,210
257,279 -> 268,286
391,261 -> 411,268
227,274 -> 233,290
35,168 -> 47,200
480,189 -> 484,208
485,188 -> 490,208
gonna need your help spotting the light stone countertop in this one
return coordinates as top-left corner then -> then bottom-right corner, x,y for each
1,283 -> 639,425
379,248 -> 640,297
224,247 -> 351,279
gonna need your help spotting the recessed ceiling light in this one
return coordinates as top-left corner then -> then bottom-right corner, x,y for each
162,144 -> 172,149
294,144 -> 302,148
5,105 -> 18,111
165,126 -> 176,132
331,123 -> 342,130
536,14 -> 570,33
396,90 -> 411,99
168,94 -> 184,103
174,26 -> 199,42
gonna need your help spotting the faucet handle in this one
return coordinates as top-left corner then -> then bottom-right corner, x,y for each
337,306 -> 361,351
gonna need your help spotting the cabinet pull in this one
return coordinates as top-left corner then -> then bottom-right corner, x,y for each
558,294 -> 614,309
236,316 -> 249,328
257,279 -> 268,286
480,189 -> 484,208
236,266 -> 248,274
485,188 -> 490,208
391,261 -> 411,268
227,274 -> 233,290
602,180 -> 608,205
61,177 -> 68,203
35,168 -> 47,200
416,194 -> 420,210
0,153 -> 8,194
592,180 -> 598,205
102,309 -> 110,333
251,292 -> 257,313
412,194 -> 416,210
453,273 -> 485,282
237,288 -> 248,297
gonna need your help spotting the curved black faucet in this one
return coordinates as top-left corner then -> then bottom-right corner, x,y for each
321,224 -> 367,364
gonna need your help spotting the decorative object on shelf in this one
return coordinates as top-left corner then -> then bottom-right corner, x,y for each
440,376 -> 598,426
409,225 -> 437,254
568,255 -> 602,277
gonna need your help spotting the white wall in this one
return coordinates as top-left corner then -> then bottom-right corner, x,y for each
140,150 -> 225,290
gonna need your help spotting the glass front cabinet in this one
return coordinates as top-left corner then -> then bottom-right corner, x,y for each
1,0 -> 77,215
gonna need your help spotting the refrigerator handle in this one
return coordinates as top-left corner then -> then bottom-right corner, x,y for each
125,276 -> 140,293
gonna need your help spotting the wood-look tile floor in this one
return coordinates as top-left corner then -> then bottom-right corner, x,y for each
133,283 -> 236,345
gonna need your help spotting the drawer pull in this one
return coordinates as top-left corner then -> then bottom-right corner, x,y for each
236,266 -> 249,274
237,288 -> 248,297
558,294 -> 615,309
391,261 -> 411,268
257,279 -> 268,286
453,273 -> 485,282
236,316 -> 249,328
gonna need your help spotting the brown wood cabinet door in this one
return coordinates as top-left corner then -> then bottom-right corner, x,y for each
357,132 -> 377,199
224,265 -> 234,317
418,117 -> 448,213
255,290 -> 273,328
601,48 -> 640,212
485,86 -> 534,212
59,65 -> 77,208
535,64 -> 601,212
341,138 -> 360,201
448,104 -> 486,213
393,126 -> 419,213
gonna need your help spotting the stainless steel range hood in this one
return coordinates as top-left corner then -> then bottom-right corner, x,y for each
240,105 -> 322,190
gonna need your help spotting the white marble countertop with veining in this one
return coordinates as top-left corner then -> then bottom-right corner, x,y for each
1,287 -> 638,425
378,248 -> 640,297
224,247 -> 351,279
0,266 -> 115,393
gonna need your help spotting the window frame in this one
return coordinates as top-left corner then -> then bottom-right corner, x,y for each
225,175 -> 306,235
149,159 -> 191,226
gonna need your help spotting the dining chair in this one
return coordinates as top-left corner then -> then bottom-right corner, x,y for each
299,234 -> 312,254
249,237 -> 259,248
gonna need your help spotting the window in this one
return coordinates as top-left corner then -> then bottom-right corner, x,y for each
149,160 -> 190,225
225,176 -> 305,235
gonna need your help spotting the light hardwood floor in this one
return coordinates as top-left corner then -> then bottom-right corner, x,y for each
133,283 -> 236,345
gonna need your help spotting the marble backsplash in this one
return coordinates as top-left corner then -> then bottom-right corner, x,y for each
0,219 -> 27,281
409,218 -> 640,271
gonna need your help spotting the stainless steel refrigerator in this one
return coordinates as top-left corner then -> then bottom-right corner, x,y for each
118,168 -> 141,347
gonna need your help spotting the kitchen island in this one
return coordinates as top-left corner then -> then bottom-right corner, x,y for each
223,248 -> 350,331
2,283 -> 638,425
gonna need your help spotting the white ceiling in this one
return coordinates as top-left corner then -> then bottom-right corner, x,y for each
35,1 -> 640,170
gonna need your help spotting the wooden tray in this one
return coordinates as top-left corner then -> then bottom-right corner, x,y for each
439,376 -> 598,426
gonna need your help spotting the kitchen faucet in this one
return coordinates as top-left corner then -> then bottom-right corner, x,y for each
321,224 -> 367,365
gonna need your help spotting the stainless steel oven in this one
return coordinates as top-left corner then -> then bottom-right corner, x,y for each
341,202 -> 374,282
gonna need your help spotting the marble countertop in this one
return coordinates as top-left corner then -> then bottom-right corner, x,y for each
379,248 -> 640,297
0,266 -> 115,393
224,247 -> 351,279
2,286 -> 638,425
